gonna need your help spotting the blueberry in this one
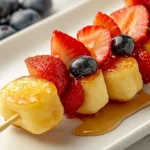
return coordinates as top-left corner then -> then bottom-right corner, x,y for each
22,0 -> 52,16
0,25 -> 16,40
10,9 -> 42,30
0,16 -> 10,25
69,56 -> 98,78
111,35 -> 135,56
0,0 -> 10,18
0,0 -> 20,18
8,0 -> 20,14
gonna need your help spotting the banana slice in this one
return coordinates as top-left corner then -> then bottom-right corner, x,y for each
103,57 -> 143,101
0,76 -> 64,134
77,71 -> 109,114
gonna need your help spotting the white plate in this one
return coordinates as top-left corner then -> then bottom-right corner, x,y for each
1,0 -> 150,150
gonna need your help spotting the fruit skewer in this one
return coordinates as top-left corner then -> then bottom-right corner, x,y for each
0,1 -> 150,136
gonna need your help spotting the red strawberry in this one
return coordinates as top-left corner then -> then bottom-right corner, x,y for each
124,0 -> 150,11
124,0 -> 137,6
77,25 -> 111,66
25,55 -> 70,95
100,54 -> 120,71
110,5 -> 149,42
132,47 -> 150,83
93,12 -> 121,37
61,78 -> 84,117
51,30 -> 90,68
140,33 -> 150,52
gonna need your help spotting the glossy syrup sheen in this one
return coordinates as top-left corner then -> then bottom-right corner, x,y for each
74,91 -> 150,136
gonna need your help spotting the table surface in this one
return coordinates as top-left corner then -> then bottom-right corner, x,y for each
0,0 -> 150,150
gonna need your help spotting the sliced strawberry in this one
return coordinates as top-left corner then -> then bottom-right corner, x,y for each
77,25 -> 111,66
124,0 -> 138,6
132,47 -> 150,83
140,33 -> 150,52
61,78 -> 84,117
93,12 -> 121,37
111,5 -> 149,42
124,0 -> 150,11
25,55 -> 70,95
51,30 -> 90,68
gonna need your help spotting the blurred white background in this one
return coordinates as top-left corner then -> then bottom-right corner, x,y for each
51,0 -> 86,13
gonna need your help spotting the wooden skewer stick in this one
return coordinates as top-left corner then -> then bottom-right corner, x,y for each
0,114 -> 20,132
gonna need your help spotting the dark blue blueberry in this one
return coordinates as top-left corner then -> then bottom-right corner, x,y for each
0,0 -> 10,18
22,0 -> 52,16
10,9 -> 42,30
8,0 -> 20,14
0,25 -> 16,40
111,35 -> 135,56
0,0 -> 19,18
69,56 -> 98,78
0,16 -> 10,25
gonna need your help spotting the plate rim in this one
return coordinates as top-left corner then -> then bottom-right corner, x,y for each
0,0 -> 90,48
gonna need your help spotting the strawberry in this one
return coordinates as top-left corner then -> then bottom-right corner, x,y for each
131,47 -> 150,83
93,12 -> 121,37
124,0 -> 150,11
124,0 -> 137,6
61,78 -> 84,117
51,30 -> 90,68
100,54 -> 120,71
140,33 -> 150,52
110,5 -> 149,42
77,25 -> 111,66
25,55 -> 70,95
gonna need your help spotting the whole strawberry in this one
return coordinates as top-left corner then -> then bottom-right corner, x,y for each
61,78 -> 84,117
25,55 -> 70,95
132,47 -> 150,83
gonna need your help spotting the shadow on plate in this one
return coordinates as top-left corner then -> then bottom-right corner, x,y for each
5,118 -> 82,146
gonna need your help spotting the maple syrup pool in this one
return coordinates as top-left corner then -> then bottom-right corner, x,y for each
74,91 -> 150,136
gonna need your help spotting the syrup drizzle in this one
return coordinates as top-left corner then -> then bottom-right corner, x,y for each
74,91 -> 150,136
